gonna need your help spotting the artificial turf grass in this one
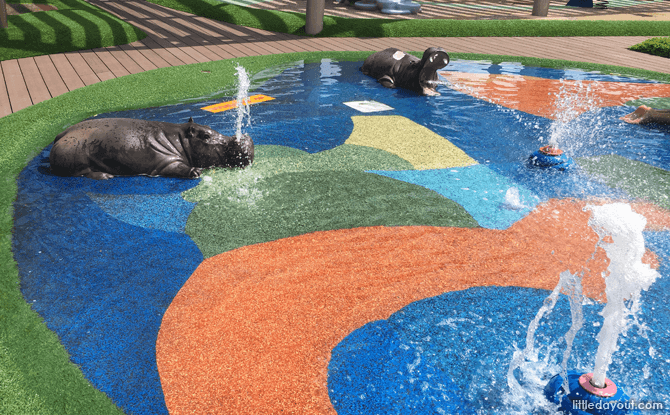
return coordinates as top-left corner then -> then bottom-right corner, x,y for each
144,0 -> 670,38
0,0 -> 146,61
630,37 -> 670,59
1,51 -> 669,414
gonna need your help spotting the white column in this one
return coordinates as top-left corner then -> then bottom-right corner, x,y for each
305,0 -> 325,35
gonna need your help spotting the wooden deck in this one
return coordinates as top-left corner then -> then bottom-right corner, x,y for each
1,0 -> 669,118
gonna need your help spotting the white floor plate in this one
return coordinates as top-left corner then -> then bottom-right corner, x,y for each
343,100 -> 395,113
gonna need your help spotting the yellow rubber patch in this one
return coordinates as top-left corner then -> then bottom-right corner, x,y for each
201,94 -> 275,113
344,115 -> 477,170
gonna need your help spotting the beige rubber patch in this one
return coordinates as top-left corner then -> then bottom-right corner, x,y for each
344,115 -> 477,169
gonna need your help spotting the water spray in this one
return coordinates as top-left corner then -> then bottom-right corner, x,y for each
528,80 -> 601,171
543,203 -> 659,414
235,64 -> 251,141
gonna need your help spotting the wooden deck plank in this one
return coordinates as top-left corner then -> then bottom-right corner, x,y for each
211,37 -> 264,56
207,43 -> 248,59
1,60 -> 32,113
238,40 -> 284,56
92,47 -> 133,77
186,17 -> 273,56
17,58 -> 51,106
128,0 -> 190,19
160,20 -> 230,61
280,38 -> 322,53
78,50 -> 116,82
184,16 -> 245,41
173,45 -> 213,64
139,35 -> 193,66
116,43 -> 160,72
508,37 -> 627,66
181,43 -> 223,63
135,16 -> 214,65
239,41 -> 282,56
132,40 -> 175,68
0,64 -> 12,118
328,37 -> 382,52
304,37 -> 344,52
33,55 -> 69,99
98,0 -> 154,19
64,52 -> 101,86
103,46 -> 144,74
465,36 -> 538,58
203,44 -> 236,60
182,18 -> 257,57
121,2 -> 247,62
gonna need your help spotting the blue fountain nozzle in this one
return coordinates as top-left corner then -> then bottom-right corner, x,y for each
528,145 -> 574,171
544,370 -> 641,415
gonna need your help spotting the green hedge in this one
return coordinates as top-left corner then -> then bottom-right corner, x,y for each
630,37 -> 670,59
0,0 -> 146,61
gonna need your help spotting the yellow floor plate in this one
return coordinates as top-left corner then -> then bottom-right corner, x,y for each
345,115 -> 477,170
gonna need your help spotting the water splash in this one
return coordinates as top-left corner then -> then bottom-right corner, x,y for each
586,203 -> 660,387
505,273 -> 567,414
505,202 -> 661,412
507,270 -> 579,392
547,80 -> 604,151
425,79 -> 453,88
502,187 -> 527,210
235,64 -> 251,141
558,270 -> 584,394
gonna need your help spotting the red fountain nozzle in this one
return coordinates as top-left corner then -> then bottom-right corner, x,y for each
539,145 -> 564,156
578,373 -> 618,398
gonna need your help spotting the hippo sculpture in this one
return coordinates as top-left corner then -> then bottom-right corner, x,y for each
49,117 -> 254,179
360,47 -> 450,96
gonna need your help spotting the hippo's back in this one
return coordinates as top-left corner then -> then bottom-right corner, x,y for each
361,48 -> 401,77
54,118 -> 170,143
361,48 -> 422,81
50,118 -> 181,178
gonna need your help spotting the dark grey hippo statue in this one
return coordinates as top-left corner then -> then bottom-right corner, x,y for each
49,117 -> 254,180
360,47 -> 450,96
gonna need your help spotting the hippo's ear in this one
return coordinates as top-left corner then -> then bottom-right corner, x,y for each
185,124 -> 196,138
188,117 -> 194,123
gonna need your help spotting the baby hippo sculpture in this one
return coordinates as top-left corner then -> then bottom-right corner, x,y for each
49,117 -> 254,179
360,47 -> 450,96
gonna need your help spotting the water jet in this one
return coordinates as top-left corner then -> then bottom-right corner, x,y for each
541,203 -> 659,414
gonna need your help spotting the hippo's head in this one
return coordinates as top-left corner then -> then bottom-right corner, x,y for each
418,47 -> 450,96
184,118 -> 254,169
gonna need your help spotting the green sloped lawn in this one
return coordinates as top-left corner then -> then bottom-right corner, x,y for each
0,0 -> 146,61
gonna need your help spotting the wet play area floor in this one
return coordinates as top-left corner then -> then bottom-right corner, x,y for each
12,59 -> 670,414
